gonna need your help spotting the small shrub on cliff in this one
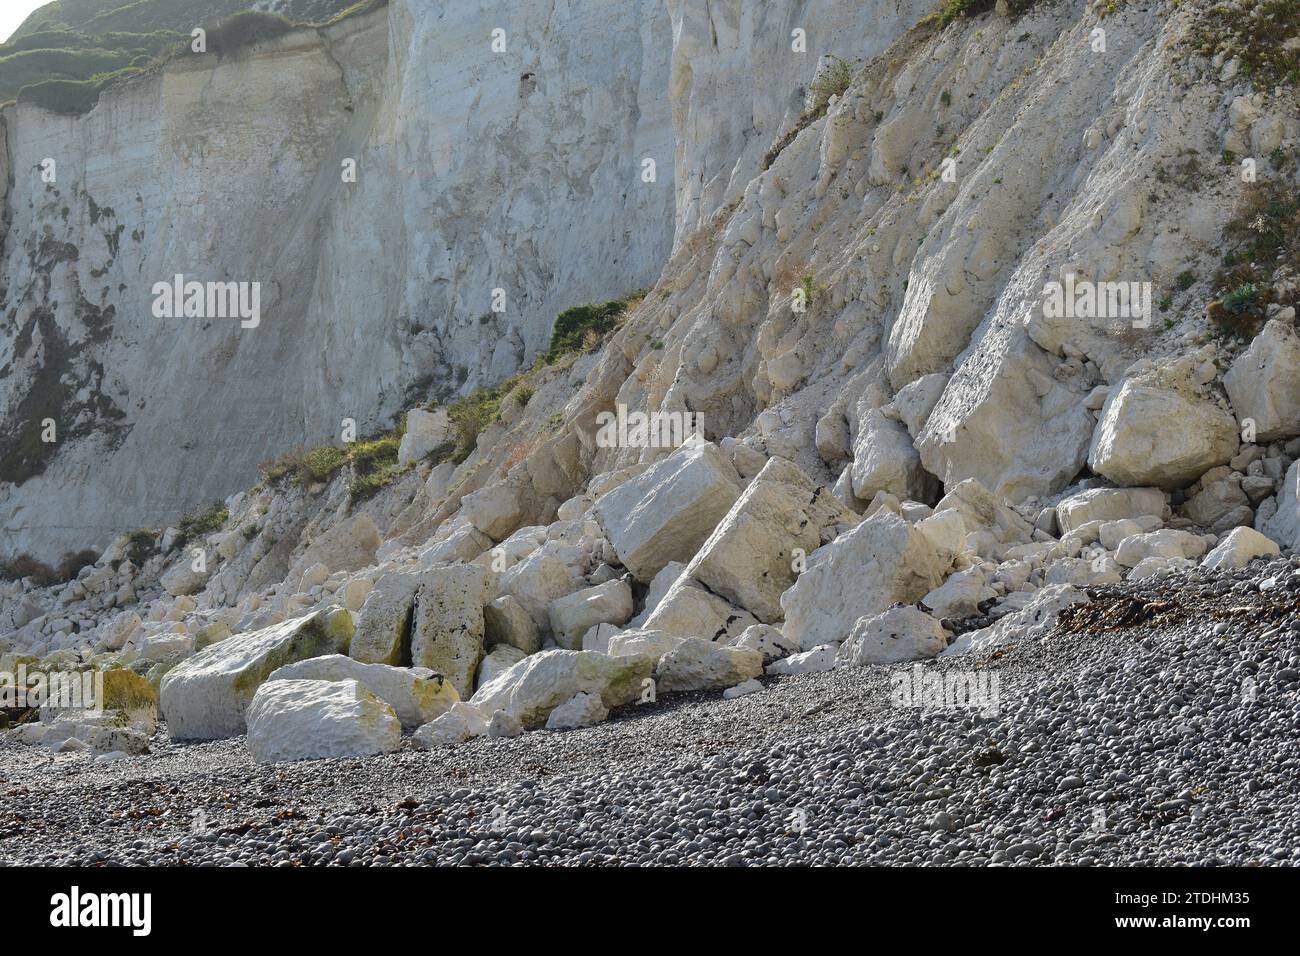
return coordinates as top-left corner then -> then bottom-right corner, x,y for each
175,502 -> 229,550
56,549 -> 99,582
327,0 -> 390,25
1209,170 -> 1299,338
347,434 -> 403,502
204,11 -> 299,57
126,530 -> 158,568
1192,0 -> 1300,90
17,77 -> 104,114
921,0 -> 997,30
541,294 -> 642,365
807,54 -> 856,114
0,554 -> 57,587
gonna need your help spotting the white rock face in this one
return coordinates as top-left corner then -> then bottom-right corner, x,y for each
921,567 -> 987,621
246,679 -> 401,763
0,0 -> 674,562
1223,320 -> 1300,443
484,594 -> 542,654
268,654 -> 458,731
640,575 -> 758,642
470,649 -> 654,729
410,565 -> 489,698
545,691 -> 609,731
397,409 -> 453,468
160,607 -> 353,740
349,571 -> 424,666
766,644 -> 839,676
1114,530 -> 1208,568
726,623 -> 800,665
654,637 -> 763,693
684,457 -> 855,622
548,579 -> 634,650
943,585 -> 1089,657
475,644 -> 529,691
411,701 -> 489,748
1088,371 -> 1239,488
781,512 -> 945,650
1260,461 -> 1300,551
1056,488 -> 1166,534
593,441 -> 741,582
851,410 -> 933,503
837,606 -> 948,666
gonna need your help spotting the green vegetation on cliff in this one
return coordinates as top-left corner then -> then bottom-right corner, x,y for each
0,0 -> 385,113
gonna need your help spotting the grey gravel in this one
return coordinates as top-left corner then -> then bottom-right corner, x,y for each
2,556 -> 1298,867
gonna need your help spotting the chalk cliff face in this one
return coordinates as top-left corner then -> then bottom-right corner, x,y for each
2,0 -> 1297,573
0,0 -> 678,559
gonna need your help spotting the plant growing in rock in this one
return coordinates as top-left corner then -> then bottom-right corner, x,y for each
0,554 -> 57,586
174,503 -> 229,550
55,549 -> 99,582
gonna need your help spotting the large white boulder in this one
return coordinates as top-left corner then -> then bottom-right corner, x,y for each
475,643 -> 529,690
483,594 -> 542,654
160,555 -> 212,597
411,701 -> 489,748
160,607 -> 354,740
269,654 -> 458,731
1260,461 -> 1300,551
894,373 -> 949,438
498,543 -> 587,632
604,628 -> 681,659
1223,319 -> 1300,443
850,410 -> 934,503
548,578 -> 634,650
640,575 -> 758,642
1202,527 -> 1279,570
459,480 -> 526,542
593,440 -> 742,581
725,623 -> 800,665
397,407 -> 453,468
654,637 -> 763,693
410,564 -> 490,698
1114,529 -> 1208,568
1088,371 -> 1238,488
931,478 -> 1032,559
780,511 -> 946,650
942,585 -> 1089,657
349,571 -> 425,666
837,606 -> 948,666
766,644 -> 839,675
1056,487 -> 1166,534
545,691 -> 609,730
246,679 -> 401,763
684,457 -> 856,622
920,566 -> 988,621
470,649 -> 654,729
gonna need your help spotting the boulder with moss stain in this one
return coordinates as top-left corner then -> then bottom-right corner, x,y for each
159,607 -> 354,740
470,649 -> 654,729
